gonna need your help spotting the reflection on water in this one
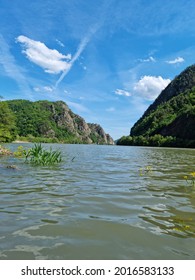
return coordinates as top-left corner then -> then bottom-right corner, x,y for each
0,144 -> 195,259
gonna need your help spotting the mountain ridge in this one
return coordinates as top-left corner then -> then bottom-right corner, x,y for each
117,64 -> 195,147
131,64 -> 195,137
1,99 -> 114,144
142,64 -> 195,116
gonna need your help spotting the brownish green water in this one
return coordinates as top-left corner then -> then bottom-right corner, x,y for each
0,144 -> 195,259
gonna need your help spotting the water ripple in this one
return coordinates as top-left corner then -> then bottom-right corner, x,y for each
0,144 -> 195,259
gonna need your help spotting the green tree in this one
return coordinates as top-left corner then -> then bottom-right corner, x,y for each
0,101 -> 17,142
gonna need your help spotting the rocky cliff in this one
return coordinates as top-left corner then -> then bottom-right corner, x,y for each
5,100 -> 114,144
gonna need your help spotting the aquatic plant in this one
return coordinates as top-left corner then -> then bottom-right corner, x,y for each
172,216 -> 194,237
13,144 -> 62,165
184,172 -> 195,186
13,145 -> 26,157
25,143 -> 62,166
139,166 -> 153,176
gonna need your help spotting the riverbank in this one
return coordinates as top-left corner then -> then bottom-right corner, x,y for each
12,140 -> 30,143
0,145 -> 12,155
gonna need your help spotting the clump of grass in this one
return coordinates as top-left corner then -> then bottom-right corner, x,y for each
14,143 -> 62,166
25,143 -> 62,166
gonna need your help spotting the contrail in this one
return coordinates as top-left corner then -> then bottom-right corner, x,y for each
55,0 -> 114,89
55,23 -> 100,88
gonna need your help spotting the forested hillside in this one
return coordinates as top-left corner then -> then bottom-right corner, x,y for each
0,101 -> 16,142
117,65 -> 195,148
0,99 -> 114,144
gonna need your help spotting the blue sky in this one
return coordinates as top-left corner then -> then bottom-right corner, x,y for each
0,0 -> 195,139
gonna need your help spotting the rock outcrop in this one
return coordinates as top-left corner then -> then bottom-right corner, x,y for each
6,100 -> 114,144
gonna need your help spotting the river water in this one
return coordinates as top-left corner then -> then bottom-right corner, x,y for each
0,144 -> 195,260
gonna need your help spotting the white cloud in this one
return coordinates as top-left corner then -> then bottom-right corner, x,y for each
139,56 -> 156,63
33,87 -> 40,92
43,86 -> 53,92
133,76 -> 171,100
33,86 -> 53,92
166,56 -> 184,64
16,35 -> 71,74
55,21 -> 102,88
0,34 -> 33,98
55,34 -> 91,87
115,89 -> 132,97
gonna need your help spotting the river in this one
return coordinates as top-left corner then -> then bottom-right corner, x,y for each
0,144 -> 195,259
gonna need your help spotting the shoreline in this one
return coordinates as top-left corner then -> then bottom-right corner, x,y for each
12,140 -> 30,143
0,145 -> 13,156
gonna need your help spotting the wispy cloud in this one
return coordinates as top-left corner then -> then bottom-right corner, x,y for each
33,86 -> 54,92
0,34 -> 33,98
56,39 -> 65,47
115,89 -> 132,97
166,56 -> 185,64
55,0 -> 114,88
16,35 -> 71,74
133,75 -> 171,100
138,56 -> 156,63
43,86 -> 53,92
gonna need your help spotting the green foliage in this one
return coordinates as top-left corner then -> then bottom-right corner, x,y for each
0,101 -> 17,142
141,64 -> 195,118
3,99 -> 111,144
89,132 -> 103,144
117,134 -> 195,148
5,100 -> 85,143
139,94 -> 194,138
13,145 -> 26,157
16,135 -> 60,143
129,65 -> 195,145
24,143 -> 62,166
6,100 -> 54,138
13,144 -> 62,165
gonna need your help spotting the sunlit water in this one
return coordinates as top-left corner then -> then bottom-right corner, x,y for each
0,144 -> 195,260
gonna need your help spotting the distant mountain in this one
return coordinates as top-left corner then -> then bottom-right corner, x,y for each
117,64 -> 195,147
2,100 -> 114,144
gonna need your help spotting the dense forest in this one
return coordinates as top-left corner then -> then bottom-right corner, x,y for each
0,99 -> 114,145
117,64 -> 195,148
0,100 -> 16,142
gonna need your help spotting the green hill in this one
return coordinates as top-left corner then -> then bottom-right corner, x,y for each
117,65 -> 195,148
0,99 -> 114,145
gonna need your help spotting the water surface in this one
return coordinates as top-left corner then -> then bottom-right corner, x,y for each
0,144 -> 195,259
